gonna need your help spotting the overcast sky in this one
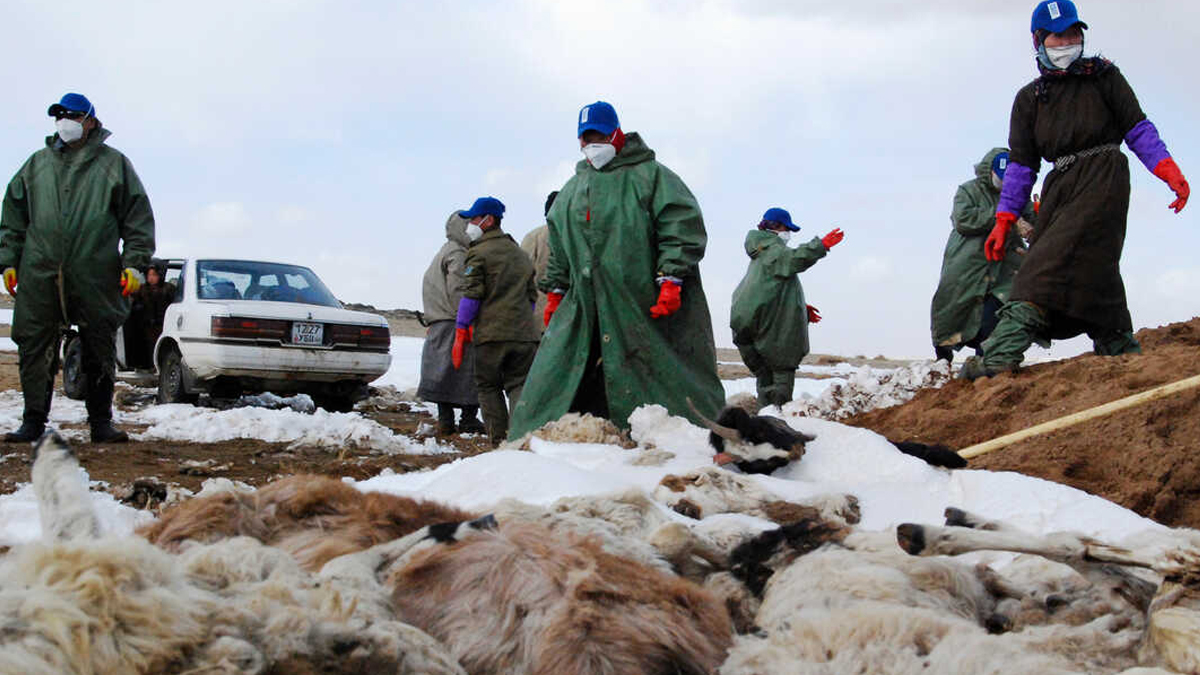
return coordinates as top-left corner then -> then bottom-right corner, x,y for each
2,0 -> 1196,358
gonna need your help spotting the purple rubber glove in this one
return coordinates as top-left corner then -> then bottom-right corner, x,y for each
455,297 -> 480,329
1125,119 -> 1171,173
996,161 -> 1036,216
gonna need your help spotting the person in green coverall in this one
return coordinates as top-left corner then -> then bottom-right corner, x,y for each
730,207 -> 844,408
930,148 -> 1034,363
0,93 -> 156,443
508,101 -> 725,438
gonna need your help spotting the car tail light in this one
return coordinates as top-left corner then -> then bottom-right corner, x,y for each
211,316 -> 289,340
358,325 -> 390,349
328,324 -> 390,350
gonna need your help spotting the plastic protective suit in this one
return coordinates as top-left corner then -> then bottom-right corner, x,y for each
0,127 -> 155,428
730,229 -> 827,407
930,147 -> 1033,355
508,132 -> 725,437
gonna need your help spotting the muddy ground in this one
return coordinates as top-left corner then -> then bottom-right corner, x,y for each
0,364 -> 499,510
845,316 -> 1200,529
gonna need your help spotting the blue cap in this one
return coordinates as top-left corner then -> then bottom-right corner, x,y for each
47,93 -> 95,118
459,196 -> 506,220
761,207 -> 800,232
1031,1 -> 1087,35
578,101 -> 619,137
991,152 -> 1009,180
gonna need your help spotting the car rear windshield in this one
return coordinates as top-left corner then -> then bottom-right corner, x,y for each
196,260 -> 342,308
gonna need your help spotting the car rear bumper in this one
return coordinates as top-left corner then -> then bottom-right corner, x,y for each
179,339 -> 391,383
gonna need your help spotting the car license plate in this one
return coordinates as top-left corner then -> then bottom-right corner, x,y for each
291,322 -> 323,346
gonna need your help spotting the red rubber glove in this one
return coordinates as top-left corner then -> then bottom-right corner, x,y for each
2,268 -> 15,297
807,304 -> 821,323
451,326 -> 470,370
544,291 -> 563,327
649,280 -> 682,319
985,212 -> 1017,261
1153,157 -> 1190,213
821,228 -> 844,249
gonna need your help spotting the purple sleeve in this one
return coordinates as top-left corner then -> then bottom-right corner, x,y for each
996,161 -> 1036,216
455,297 -> 480,328
1124,119 -> 1170,173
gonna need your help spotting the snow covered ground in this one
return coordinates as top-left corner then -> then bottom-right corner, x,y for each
0,334 -> 1165,552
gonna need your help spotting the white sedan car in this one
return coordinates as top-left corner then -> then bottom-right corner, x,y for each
66,258 -> 392,411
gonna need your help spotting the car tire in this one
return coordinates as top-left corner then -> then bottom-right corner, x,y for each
62,335 -> 87,401
158,347 -> 198,405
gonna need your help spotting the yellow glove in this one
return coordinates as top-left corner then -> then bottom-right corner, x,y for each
2,268 -> 15,297
120,267 -> 145,296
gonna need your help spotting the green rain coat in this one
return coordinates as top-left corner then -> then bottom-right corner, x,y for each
730,230 -> 828,370
930,147 -> 1033,347
508,132 -> 725,437
0,128 -> 156,340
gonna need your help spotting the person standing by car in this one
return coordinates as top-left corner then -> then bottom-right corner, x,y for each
731,207 -> 844,408
930,148 -> 1035,363
960,1 -> 1189,379
0,93 -> 156,443
137,259 -> 176,363
418,212 -> 485,435
507,101 -> 725,439
451,197 -> 539,445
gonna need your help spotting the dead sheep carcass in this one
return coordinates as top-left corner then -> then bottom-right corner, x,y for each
898,508 -> 1200,674
114,440 -> 740,673
720,522 -> 1154,675
693,403 -> 966,473
0,432 -> 465,675
654,465 -> 861,525
139,471 -> 478,571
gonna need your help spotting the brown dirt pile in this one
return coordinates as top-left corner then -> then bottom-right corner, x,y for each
844,317 -> 1200,528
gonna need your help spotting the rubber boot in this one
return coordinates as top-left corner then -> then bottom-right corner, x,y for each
4,421 -> 46,443
457,405 -> 486,433
90,421 -> 129,443
436,403 -> 456,435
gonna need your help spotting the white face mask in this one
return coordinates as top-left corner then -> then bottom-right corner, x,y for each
55,118 -> 84,143
1044,43 -> 1082,70
776,230 -> 792,243
582,143 -> 616,169
465,223 -> 484,242
992,173 -> 1003,191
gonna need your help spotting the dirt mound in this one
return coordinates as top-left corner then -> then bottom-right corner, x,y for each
843,317 -> 1200,528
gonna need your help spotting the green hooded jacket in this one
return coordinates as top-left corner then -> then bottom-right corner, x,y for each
508,132 -> 725,437
0,128 -> 156,339
730,230 -> 828,370
930,147 -> 1032,347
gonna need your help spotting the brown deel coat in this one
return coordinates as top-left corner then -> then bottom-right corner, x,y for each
1007,63 -> 1146,333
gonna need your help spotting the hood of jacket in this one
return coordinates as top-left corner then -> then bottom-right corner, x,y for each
974,146 -> 1008,193
445,210 -> 471,247
744,228 -> 783,259
573,131 -> 655,175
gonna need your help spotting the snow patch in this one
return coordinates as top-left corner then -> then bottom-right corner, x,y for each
784,359 -> 952,420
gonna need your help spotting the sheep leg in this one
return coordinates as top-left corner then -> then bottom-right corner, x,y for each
938,508 -> 1200,580
31,431 -> 100,542
897,518 -> 1158,612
